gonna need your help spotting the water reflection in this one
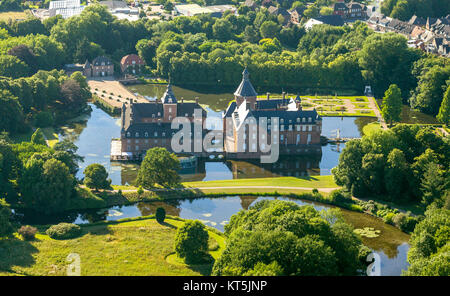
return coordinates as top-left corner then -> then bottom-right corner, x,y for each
60,103 -> 372,185
67,196 -> 409,276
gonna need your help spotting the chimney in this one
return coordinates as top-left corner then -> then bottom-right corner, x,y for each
195,97 -> 199,104
267,92 -> 270,100
181,97 -> 184,104
282,92 -> 286,100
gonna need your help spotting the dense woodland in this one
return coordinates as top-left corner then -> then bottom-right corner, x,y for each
0,4 -> 448,136
381,0 -> 450,21
0,1 -> 448,276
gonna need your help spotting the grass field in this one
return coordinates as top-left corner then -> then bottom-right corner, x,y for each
112,176 -> 338,192
182,175 -> 338,189
0,11 -> 28,22
362,122 -> 382,136
10,127 -> 59,148
0,217 -> 225,276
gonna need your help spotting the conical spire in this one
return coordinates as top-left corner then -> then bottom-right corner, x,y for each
161,82 -> 177,104
234,67 -> 257,97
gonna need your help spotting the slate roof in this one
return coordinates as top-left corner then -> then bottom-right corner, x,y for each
177,102 -> 207,117
256,98 -> 290,110
161,84 -> 177,104
234,68 -> 258,98
124,122 -> 206,138
92,56 -> 113,66
316,15 -> 345,26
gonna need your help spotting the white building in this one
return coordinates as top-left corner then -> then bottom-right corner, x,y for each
49,0 -> 80,9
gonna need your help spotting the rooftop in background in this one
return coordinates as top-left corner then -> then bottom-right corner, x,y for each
174,3 -> 236,17
49,0 -> 80,9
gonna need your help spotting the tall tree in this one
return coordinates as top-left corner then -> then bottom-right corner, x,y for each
382,84 -> 403,127
83,163 -> 111,191
437,84 -> 450,126
136,147 -> 180,188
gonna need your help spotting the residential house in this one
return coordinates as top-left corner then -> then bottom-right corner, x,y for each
304,15 -> 345,30
290,6 -> 305,24
120,54 -> 145,75
333,0 -> 365,19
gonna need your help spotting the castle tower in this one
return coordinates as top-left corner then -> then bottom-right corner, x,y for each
162,83 -> 177,122
234,68 -> 257,110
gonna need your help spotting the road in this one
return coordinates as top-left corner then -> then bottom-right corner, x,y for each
368,96 -> 388,129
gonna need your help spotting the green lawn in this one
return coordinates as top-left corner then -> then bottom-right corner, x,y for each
0,217 -> 225,276
0,11 -> 28,22
11,127 -> 59,148
362,122 -> 382,136
182,176 -> 338,188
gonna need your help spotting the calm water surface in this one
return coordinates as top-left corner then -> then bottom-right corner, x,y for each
53,85 -> 415,275
71,196 -> 410,276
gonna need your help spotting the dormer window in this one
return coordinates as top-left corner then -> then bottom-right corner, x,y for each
302,118 -> 306,123
144,132 -> 148,137
308,117 -> 312,122
157,112 -> 161,117
152,114 -> 155,118
162,132 -> 165,137
297,118 -> 300,122
154,132 -> 158,137
135,132 -> 139,137
127,132 -> 131,137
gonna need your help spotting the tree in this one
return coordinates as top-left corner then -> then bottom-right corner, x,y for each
20,158 -> 75,214
358,33 -> 419,98
0,199 -> 14,238
0,55 -> 30,78
259,21 -> 280,39
84,163 -> 111,191
156,207 -> 166,223
404,206 -> 450,276
174,220 -> 209,263
437,84 -> 450,126
382,84 -> 403,127
420,162 -> 445,206
0,90 -> 26,135
212,19 -> 233,42
31,128 -> 47,146
213,200 -> 365,276
136,147 -> 180,188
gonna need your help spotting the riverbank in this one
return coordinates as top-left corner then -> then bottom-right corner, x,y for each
0,216 -> 225,276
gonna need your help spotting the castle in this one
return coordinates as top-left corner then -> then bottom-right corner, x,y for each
223,68 -> 322,158
115,68 -> 322,160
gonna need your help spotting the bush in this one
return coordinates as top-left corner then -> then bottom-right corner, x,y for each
18,225 -> 38,241
393,213 -> 418,233
312,188 -> 319,194
382,212 -> 396,225
34,111 -> 54,127
174,220 -> 209,263
329,189 -> 352,203
156,207 -> 166,223
46,223 -> 82,240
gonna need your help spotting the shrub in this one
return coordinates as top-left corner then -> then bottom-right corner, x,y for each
329,189 -> 351,203
156,207 -> 166,223
46,223 -> 81,240
34,111 -> 54,128
382,212 -> 396,225
137,186 -> 144,196
312,188 -> 319,194
174,220 -> 209,263
18,225 -> 38,241
393,213 -> 418,233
